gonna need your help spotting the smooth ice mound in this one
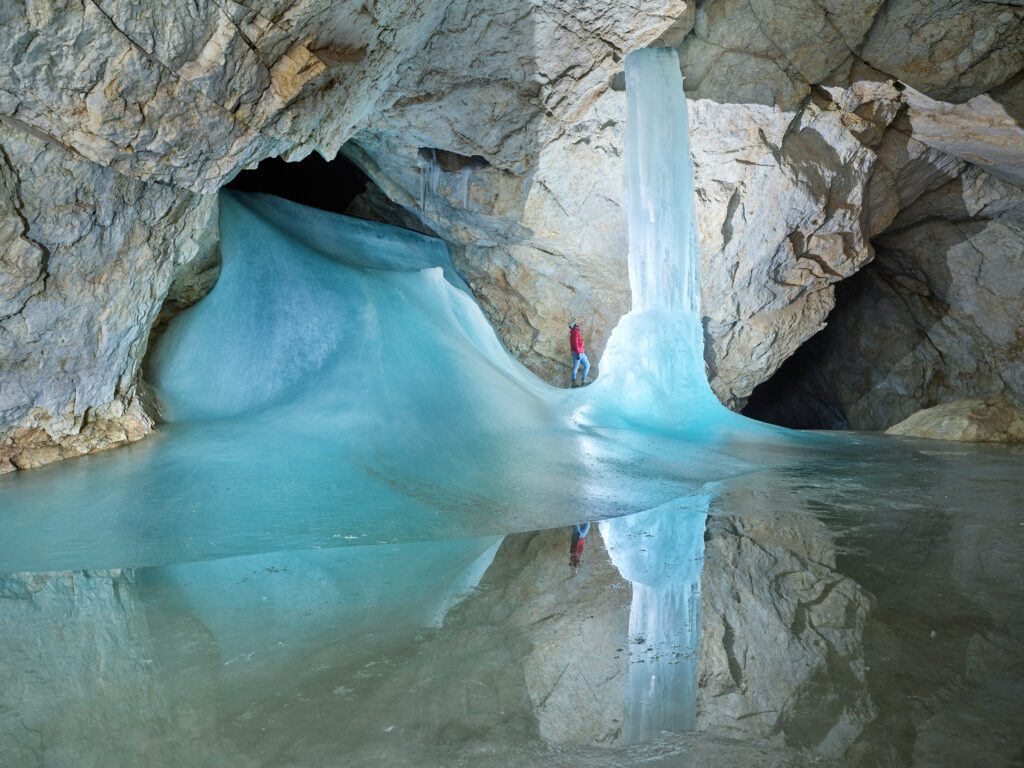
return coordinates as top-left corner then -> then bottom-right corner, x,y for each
0,189 -> 789,574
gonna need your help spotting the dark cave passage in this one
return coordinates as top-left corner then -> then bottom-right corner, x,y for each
226,152 -> 371,215
741,274 -> 866,431
740,324 -> 850,431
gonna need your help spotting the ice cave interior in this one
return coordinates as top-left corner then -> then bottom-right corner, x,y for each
1,48 -> 1022,768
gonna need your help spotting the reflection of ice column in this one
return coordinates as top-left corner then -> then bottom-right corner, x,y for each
601,494 -> 709,743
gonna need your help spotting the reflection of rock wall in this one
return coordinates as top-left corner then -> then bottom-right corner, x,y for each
697,513 -> 875,757
332,528 -> 632,749
834,462 -> 1024,768
0,570 -> 220,767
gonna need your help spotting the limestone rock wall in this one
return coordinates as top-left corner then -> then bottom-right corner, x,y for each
679,1 -> 1024,412
744,164 -> 1024,430
0,123 -> 215,472
2,0 -> 1023,471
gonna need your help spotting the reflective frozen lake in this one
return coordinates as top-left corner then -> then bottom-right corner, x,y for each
2,435 -> 1022,768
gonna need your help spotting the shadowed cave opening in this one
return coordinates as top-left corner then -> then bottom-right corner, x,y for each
741,283 -> 858,431
226,152 -> 372,216
160,146 -> 451,318
741,265 -> 877,431
741,324 -> 848,430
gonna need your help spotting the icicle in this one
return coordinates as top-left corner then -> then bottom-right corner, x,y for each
623,48 -> 696,314
418,153 -> 427,212
456,166 -> 471,208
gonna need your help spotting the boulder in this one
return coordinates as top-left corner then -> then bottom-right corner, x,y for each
885,397 -> 1024,443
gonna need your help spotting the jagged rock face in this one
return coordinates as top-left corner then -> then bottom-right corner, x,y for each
0,0 -> 450,192
0,124 -> 216,473
744,166 -> 1024,431
676,1 -> 1024,410
860,1 -> 1024,104
1,0 -> 1024,470
690,85 -> 887,406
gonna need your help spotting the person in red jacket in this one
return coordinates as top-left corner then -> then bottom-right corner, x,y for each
570,522 -> 590,572
569,320 -> 590,387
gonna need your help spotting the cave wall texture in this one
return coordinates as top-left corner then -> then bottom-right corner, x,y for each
1,0 -> 1023,470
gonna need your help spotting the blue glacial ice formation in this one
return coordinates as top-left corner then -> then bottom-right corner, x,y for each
0,49 -> 785,586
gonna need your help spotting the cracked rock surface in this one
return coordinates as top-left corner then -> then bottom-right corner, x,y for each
2,0 -> 1024,469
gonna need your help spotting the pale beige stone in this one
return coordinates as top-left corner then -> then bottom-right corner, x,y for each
904,78 -> 1024,187
886,397 -> 1024,443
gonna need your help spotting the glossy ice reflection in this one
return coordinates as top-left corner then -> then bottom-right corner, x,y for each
3,442 -> 1022,768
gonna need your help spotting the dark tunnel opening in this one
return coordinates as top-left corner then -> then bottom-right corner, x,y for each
740,325 -> 850,431
225,152 -> 371,215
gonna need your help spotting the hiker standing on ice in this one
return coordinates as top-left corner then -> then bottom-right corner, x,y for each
569,321 -> 590,387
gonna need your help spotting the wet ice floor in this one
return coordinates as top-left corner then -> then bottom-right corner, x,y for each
2,435 -> 1021,768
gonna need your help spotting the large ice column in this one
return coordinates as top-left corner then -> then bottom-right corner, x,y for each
623,49 -> 698,316
593,48 -> 719,426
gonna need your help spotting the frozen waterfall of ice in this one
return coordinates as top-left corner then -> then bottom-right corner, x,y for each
586,49 -> 722,434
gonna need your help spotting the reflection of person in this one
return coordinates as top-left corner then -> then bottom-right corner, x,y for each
570,522 -> 590,571
569,321 -> 590,387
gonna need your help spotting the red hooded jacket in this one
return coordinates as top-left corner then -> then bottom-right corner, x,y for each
570,325 -> 584,354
